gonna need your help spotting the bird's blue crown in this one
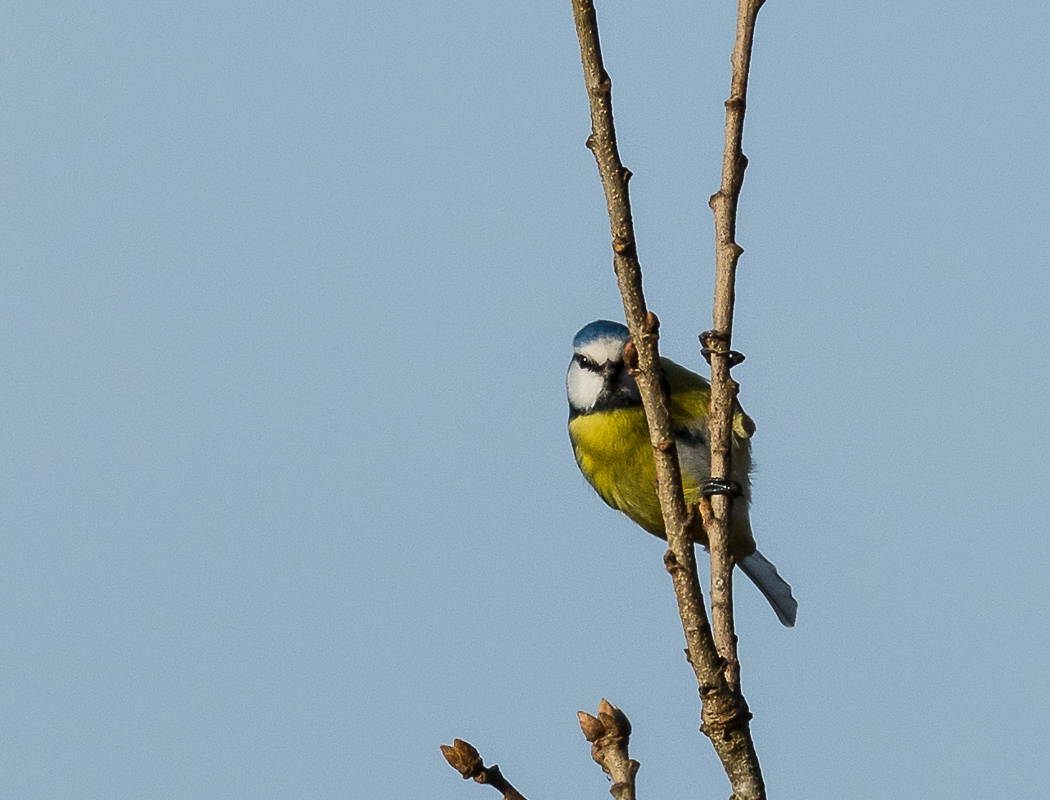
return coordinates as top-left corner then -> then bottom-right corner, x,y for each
573,320 -> 629,350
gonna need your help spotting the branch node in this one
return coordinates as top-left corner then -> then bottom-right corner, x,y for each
621,340 -> 638,372
662,548 -> 680,573
700,701 -> 754,740
642,310 -> 660,336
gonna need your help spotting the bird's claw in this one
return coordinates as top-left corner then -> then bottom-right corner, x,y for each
700,477 -> 742,499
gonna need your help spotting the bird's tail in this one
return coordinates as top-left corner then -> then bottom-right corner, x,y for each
738,551 -> 797,627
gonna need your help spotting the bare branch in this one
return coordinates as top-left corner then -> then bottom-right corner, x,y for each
578,699 -> 640,800
706,0 -> 766,696
570,1 -> 765,797
440,739 -> 529,800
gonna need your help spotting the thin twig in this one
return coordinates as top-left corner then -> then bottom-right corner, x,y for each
569,2 -> 765,798
440,739 -> 529,800
706,0 -> 766,696
578,699 -> 640,800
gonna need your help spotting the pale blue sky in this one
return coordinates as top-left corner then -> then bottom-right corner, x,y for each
2,2 -> 1048,798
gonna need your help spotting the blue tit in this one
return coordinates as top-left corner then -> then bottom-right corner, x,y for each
567,320 -> 797,627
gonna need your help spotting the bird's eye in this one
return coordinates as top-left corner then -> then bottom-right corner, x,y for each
577,355 -> 599,371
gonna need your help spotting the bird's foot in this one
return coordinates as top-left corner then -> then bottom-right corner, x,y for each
700,477 -> 742,499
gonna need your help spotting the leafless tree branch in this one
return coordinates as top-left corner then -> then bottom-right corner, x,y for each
705,0 -> 766,696
443,3 -> 774,796
569,1 -> 765,797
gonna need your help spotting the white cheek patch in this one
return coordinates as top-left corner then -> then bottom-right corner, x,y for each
566,361 -> 604,412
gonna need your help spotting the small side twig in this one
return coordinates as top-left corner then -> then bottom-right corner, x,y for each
578,699 -> 640,800
705,0 -> 766,696
440,739 -> 529,800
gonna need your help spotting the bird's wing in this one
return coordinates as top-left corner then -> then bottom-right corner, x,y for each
661,357 -> 755,439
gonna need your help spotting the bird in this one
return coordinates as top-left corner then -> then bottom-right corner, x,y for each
566,320 -> 797,627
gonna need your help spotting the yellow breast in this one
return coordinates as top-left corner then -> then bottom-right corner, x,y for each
569,405 -> 667,535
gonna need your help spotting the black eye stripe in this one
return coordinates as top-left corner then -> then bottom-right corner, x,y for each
575,354 -> 600,371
